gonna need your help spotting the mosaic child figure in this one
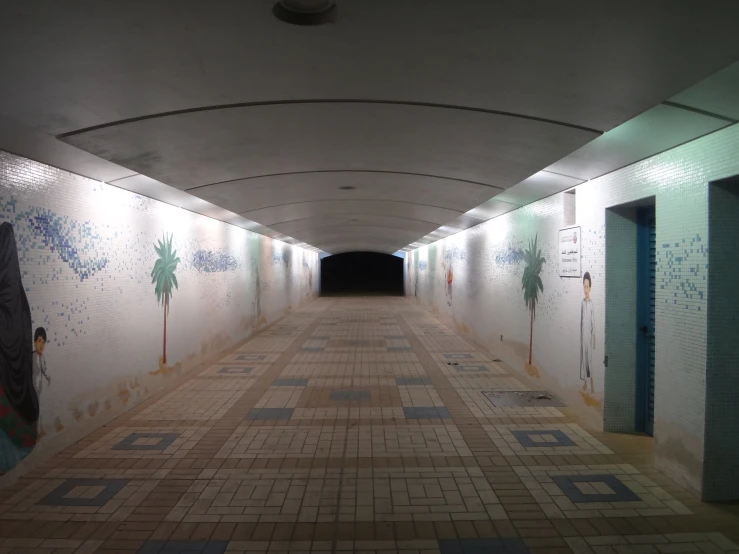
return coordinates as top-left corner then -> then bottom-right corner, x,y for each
580,272 -> 595,394
32,327 -> 51,438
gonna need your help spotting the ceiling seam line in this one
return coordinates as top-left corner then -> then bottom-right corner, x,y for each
106,173 -> 140,183
183,169 -> 506,192
266,215 -> 453,227
540,169 -> 588,182
237,198 -> 467,214
55,98 -> 604,138
281,229 -> 443,238
661,101 -> 738,123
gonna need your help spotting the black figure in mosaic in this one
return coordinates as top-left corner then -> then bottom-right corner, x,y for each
0,222 -> 38,473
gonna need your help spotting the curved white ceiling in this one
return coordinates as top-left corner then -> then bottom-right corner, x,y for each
60,103 -> 595,188
1,1 -> 738,253
59,102 -> 597,252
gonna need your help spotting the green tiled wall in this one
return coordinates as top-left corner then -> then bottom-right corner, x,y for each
604,208 -> 639,433
704,178 -> 739,501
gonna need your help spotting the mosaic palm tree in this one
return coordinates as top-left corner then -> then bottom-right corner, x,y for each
521,234 -> 545,365
151,233 -> 180,365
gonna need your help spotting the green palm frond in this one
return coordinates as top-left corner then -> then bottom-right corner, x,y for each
521,234 -> 545,316
151,233 -> 180,314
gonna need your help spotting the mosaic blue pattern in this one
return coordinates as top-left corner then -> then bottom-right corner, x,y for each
0,201 -> 109,281
272,251 -> 291,266
191,250 -> 237,273
658,234 -> 708,311
404,407 -> 451,419
438,538 -> 529,554
246,408 -> 294,420
330,390 -> 370,402
112,432 -> 180,451
138,540 -> 228,554
551,474 -> 640,503
217,367 -> 253,374
456,365 -> 489,373
396,377 -> 432,385
236,354 -> 267,361
39,478 -> 129,506
272,378 -> 309,386
510,429 -> 576,448
493,245 -> 526,267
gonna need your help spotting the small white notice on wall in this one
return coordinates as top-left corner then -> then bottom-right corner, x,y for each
559,226 -> 581,277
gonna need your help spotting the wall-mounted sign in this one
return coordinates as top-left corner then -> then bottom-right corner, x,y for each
559,226 -> 581,277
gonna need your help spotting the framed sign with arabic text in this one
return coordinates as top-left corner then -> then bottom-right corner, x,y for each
559,226 -> 581,278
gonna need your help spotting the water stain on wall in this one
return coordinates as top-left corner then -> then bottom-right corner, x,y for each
654,419 -> 703,493
149,359 -> 181,377
118,386 -> 131,406
579,390 -> 601,407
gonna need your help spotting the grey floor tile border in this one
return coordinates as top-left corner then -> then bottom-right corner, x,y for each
403,406 -> 452,419
551,473 -> 642,503
112,432 -> 180,451
245,407 -> 295,420
217,366 -> 253,374
510,428 -> 577,448
38,478 -> 130,507
456,364 -> 490,372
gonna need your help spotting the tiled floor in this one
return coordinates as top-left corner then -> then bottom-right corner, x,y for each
2,298 -> 739,554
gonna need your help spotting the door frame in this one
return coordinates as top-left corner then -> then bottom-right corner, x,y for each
635,206 -> 655,435
603,196 -> 656,435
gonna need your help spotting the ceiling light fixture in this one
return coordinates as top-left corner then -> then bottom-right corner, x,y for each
273,0 -> 337,26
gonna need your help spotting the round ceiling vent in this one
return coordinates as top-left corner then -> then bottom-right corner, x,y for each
273,0 -> 337,26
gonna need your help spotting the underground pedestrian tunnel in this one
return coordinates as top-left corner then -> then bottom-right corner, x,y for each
2,2 -> 739,551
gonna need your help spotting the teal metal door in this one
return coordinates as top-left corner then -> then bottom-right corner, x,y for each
637,206 -> 656,435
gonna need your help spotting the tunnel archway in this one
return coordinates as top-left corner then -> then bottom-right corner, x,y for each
320,252 -> 404,296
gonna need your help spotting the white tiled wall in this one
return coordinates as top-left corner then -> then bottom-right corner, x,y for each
406,124 -> 739,495
0,150 -> 319,473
